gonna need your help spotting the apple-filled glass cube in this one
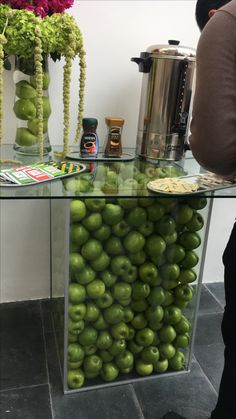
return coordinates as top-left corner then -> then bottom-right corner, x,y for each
51,160 -> 211,393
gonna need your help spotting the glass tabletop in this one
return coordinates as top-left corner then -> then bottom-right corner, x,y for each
1,144 -> 236,199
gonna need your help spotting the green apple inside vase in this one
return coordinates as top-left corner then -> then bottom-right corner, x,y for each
13,56 -> 51,156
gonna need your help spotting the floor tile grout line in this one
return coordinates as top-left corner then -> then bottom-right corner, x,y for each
129,384 -> 146,419
0,382 -> 48,394
40,301 -> 54,419
204,283 -> 225,310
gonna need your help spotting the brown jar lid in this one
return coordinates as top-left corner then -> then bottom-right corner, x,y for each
105,117 -> 124,127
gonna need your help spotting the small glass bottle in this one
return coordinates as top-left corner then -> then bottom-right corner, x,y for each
103,117 -> 124,157
80,118 -> 99,157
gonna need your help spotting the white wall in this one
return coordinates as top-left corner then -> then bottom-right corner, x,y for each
1,1 -> 235,302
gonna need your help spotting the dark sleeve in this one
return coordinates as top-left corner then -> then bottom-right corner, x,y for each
189,9 -> 236,177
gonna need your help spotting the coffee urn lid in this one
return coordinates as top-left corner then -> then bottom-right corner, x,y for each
146,40 -> 196,60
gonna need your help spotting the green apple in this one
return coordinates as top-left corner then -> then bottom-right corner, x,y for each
182,250 -> 199,268
147,286 -> 165,306
174,299 -> 189,309
153,358 -> 169,373
158,342 -> 176,359
93,313 -> 108,330
99,350 -> 114,363
161,231 -> 178,246
105,236 -> 124,255
103,304 -> 124,325
126,207 -> 147,227
96,290 -> 113,309
123,231 -> 145,253
178,268 -> 197,284
100,362 -> 119,382
145,235 -> 166,257
139,262 -> 159,285
68,283 -> 86,304
110,256 -> 132,276
86,279 -> 105,299
174,204 -> 193,225
102,204 -> 124,225
81,239 -> 103,261
67,369 -> 84,389
135,328 -> 155,347
138,197 -> 155,207
67,343 -> 84,362
70,224 -> 89,246
75,266 -> 96,285
163,289 -> 174,306
138,221 -> 154,237
14,98 -> 36,120
84,198 -> 106,212
155,215 -> 176,236
123,307 -> 134,323
131,313 -> 148,330
130,299 -> 148,312
82,213 -> 102,231
69,253 -> 85,275
145,305 -> 164,324
68,303 -> 86,322
16,80 -> 36,99
159,325 -> 176,343
135,359 -> 153,376
28,118 -> 48,135
83,355 -> 102,374
164,305 -> 182,325
111,321 -> 129,340
174,284 -> 193,301
127,326 -> 135,341
93,224 -> 111,241
84,302 -> 100,322
78,326 -> 98,346
141,346 -> 160,364
174,316 -> 191,334
83,345 -> 97,355
131,281 -> 150,301
179,232 -> 201,250
147,203 -> 165,221
112,220 -> 131,237
169,350 -> 185,370
70,200 -> 86,222
68,360 -> 83,369
115,350 -> 134,369
160,263 -> 180,281
112,282 -> 132,301
96,330 -> 113,350
188,197 -> 207,210
121,265 -> 138,283
128,341 -> 143,354
109,339 -> 126,356
129,251 -> 146,266
100,270 -> 117,288
68,333 -> 78,343
117,198 -> 138,209
162,277 -> 179,291
90,252 -> 110,272
166,244 -> 186,264
15,127 -> 37,146
186,212 -> 204,232
174,333 -> 190,348
68,319 -> 85,335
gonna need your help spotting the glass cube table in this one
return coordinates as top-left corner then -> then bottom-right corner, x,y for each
1,145 -> 235,393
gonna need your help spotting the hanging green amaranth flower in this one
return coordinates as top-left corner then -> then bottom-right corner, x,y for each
34,24 -> 44,159
74,47 -> 86,144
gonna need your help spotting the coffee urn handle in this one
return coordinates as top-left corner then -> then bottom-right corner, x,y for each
131,52 -> 152,73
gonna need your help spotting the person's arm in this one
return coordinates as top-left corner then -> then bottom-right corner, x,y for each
190,9 -> 236,178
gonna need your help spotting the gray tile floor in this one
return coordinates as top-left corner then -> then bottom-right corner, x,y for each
0,282 -> 225,419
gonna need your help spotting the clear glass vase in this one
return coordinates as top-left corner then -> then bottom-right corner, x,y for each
13,55 -> 52,157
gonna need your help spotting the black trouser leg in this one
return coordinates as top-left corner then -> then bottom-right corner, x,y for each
211,223 -> 236,419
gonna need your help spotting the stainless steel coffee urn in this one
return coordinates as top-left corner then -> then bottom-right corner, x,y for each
131,40 -> 196,161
